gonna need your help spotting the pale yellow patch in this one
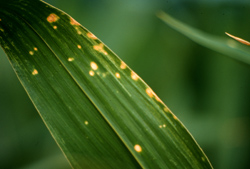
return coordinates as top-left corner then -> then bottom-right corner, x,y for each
120,61 -> 126,69
90,62 -> 98,70
84,121 -> 89,125
53,25 -> 57,29
134,144 -> 142,153
70,17 -> 80,26
34,47 -> 38,51
164,107 -> 168,112
131,71 -> 139,81
146,88 -> 154,98
87,32 -> 97,40
93,43 -> 108,55
32,69 -> 38,75
68,57 -> 74,62
163,124 -> 166,128
29,51 -> 34,55
89,70 -> 95,76
47,13 -> 59,23
115,72 -> 120,78
77,45 -> 82,49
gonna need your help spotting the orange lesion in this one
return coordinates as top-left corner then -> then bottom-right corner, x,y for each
87,32 -> 97,40
225,32 -> 250,46
93,43 -> 108,55
70,17 -> 80,26
47,13 -> 59,23
146,88 -> 154,98
131,71 -> 139,81
120,61 -> 126,69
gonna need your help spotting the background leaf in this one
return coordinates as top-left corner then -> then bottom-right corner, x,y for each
0,0 -> 212,169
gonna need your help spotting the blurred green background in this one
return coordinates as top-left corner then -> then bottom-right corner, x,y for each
1,0 -> 250,168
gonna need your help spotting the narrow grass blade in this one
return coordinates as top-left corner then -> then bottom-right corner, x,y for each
0,1 -> 213,168
157,11 -> 250,65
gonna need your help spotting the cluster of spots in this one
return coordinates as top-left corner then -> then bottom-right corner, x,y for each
159,124 -> 166,128
134,144 -> 142,153
89,61 -> 98,76
32,69 -> 38,75
47,13 -> 60,23
29,47 -> 38,56
87,32 -> 97,40
93,43 -> 108,55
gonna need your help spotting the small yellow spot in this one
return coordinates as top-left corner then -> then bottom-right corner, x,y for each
201,157 -> 206,162
120,61 -> 126,69
146,88 -> 154,98
87,32 -> 97,40
70,17 -> 80,26
134,144 -> 142,153
159,125 -> 162,128
163,124 -> 166,128
89,70 -> 95,76
68,57 -> 74,62
75,27 -> 82,35
155,95 -> 162,103
93,43 -> 108,55
0,19 -> 1,21
53,25 -> 57,29
84,121 -> 89,125
34,47 -> 38,51
115,72 -> 120,78
29,51 -> 34,55
32,69 -> 38,75
173,115 -> 177,120
164,107 -> 168,112
47,13 -> 59,23
131,71 -> 139,81
90,62 -> 98,70
77,45 -> 82,49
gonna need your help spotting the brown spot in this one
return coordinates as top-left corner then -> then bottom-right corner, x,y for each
70,17 -> 80,26
93,43 -> 108,55
87,32 -> 97,40
47,13 -> 60,23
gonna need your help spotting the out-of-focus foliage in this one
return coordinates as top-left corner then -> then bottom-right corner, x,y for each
0,0 -> 250,169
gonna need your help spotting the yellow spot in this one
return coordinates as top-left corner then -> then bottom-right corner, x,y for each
32,69 -> 38,75
77,45 -> 82,49
70,17 -> 80,26
164,107 -> 168,112
201,157 -> 206,162
90,62 -> 98,70
115,72 -> 120,78
134,144 -> 142,153
173,115 -> 177,120
159,125 -> 162,128
155,95 -> 162,103
34,47 -> 38,51
47,13 -> 59,23
0,28 -> 4,32
68,57 -> 74,62
89,70 -> 95,76
131,71 -> 139,81
163,124 -> 166,128
120,61 -> 126,69
146,88 -> 154,98
29,51 -> 34,55
53,25 -> 57,29
75,27 -> 82,35
93,43 -> 108,55
87,32 -> 97,40
84,121 -> 89,125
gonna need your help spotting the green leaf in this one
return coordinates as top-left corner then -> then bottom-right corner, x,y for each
157,11 -> 250,65
0,1 -> 213,168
